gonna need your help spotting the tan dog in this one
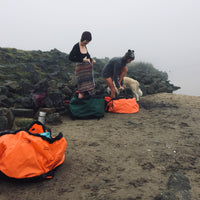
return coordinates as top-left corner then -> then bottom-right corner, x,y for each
107,77 -> 143,101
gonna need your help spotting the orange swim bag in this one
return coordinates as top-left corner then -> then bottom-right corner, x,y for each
105,97 -> 139,113
0,121 -> 67,180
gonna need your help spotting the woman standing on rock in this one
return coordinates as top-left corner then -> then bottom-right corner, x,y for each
69,31 -> 96,99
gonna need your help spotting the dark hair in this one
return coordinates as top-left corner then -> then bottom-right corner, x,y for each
122,49 -> 135,62
81,31 -> 92,42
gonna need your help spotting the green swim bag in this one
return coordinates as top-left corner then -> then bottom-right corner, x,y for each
69,94 -> 105,119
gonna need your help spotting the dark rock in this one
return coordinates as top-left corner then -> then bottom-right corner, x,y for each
127,121 -> 138,126
0,116 -> 8,131
15,96 -> 35,109
0,95 -> 12,107
46,112 -> 62,125
0,86 -> 8,95
4,80 -> 20,92
167,172 -> 191,192
11,108 -> 35,118
88,142 -> 100,146
18,81 -> 34,96
45,92 -> 64,108
127,62 -> 180,95
61,85 -> 72,96
0,108 -> 14,130
93,77 -> 107,96
32,79 -> 48,93
154,172 -> 191,200
5,108 -> 14,129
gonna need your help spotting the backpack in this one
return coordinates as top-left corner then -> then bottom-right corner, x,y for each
0,121 -> 67,180
105,96 -> 139,113
69,94 -> 105,119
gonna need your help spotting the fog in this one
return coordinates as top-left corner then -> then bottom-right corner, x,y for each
0,0 -> 199,96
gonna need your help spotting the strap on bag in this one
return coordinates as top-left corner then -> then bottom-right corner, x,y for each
105,96 -> 117,112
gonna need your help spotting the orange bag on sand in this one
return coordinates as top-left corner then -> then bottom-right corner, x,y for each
105,96 -> 139,113
0,121 -> 67,180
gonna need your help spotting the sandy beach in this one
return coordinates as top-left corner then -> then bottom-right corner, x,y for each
0,93 -> 200,200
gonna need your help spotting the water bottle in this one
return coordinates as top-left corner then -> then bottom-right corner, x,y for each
38,111 -> 46,124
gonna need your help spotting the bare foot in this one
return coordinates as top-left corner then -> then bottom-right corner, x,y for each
78,93 -> 84,99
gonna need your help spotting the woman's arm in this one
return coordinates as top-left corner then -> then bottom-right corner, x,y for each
113,63 -> 121,89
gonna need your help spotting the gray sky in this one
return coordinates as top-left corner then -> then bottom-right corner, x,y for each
0,0 -> 200,96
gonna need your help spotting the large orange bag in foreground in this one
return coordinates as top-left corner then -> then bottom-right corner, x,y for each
0,121 -> 67,180
105,97 -> 139,113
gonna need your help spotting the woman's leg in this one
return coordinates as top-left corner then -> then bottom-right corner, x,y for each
78,92 -> 85,98
104,77 -> 116,98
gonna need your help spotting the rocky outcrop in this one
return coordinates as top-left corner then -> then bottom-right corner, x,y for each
127,62 -> 180,95
0,47 -> 180,108
0,47 -> 181,129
